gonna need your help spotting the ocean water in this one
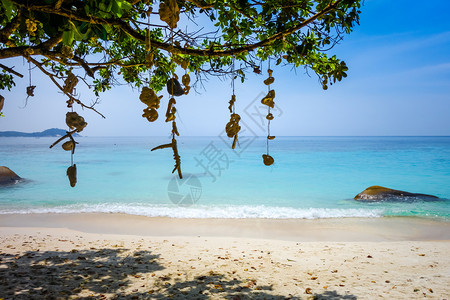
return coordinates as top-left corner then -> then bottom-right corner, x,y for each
0,136 -> 449,220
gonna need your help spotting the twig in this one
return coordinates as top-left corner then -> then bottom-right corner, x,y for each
0,63 -> 24,78
27,56 -> 106,118
49,129 -> 77,149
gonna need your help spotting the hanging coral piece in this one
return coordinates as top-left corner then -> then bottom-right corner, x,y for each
166,77 -> 184,96
62,140 -> 75,151
159,0 -> 180,29
261,89 -> 275,108
67,164 -> 77,187
25,19 -> 38,36
66,111 -> 87,132
143,108 -> 158,122
63,72 -> 78,95
26,85 -> 36,97
264,69 -> 275,85
145,28 -> 152,51
140,87 -> 162,122
140,87 -> 161,107
176,58 -> 191,95
225,58 -> 241,149
145,52 -> 154,68
172,121 -> 179,136
0,95 -> 4,112
151,120 -> 183,179
182,73 -> 191,95
228,94 -> 236,113
165,97 -> 176,122
144,28 -> 155,68
262,154 -> 274,166
261,67 -> 276,166
225,113 -> 241,149
180,60 -> 189,70
151,137 -> 182,179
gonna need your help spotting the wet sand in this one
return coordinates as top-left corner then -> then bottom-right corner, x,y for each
1,213 -> 449,241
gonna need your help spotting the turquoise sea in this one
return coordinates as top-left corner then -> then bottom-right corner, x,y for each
0,136 -> 449,220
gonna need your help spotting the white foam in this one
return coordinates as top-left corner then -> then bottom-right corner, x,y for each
0,203 -> 384,219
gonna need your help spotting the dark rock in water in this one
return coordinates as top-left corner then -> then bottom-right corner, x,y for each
166,78 -> 184,96
0,166 -> 21,185
354,185 -> 439,202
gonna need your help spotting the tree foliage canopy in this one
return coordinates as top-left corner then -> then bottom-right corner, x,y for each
0,0 -> 362,183
1,0 -> 361,97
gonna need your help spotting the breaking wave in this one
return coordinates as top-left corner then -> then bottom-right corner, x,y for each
0,203 -> 385,219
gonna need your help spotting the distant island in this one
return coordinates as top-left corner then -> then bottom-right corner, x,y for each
0,128 -> 80,137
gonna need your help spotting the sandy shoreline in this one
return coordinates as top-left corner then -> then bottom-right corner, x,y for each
1,214 -> 449,299
1,213 -> 450,241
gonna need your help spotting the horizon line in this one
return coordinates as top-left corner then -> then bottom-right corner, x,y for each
2,135 -> 449,138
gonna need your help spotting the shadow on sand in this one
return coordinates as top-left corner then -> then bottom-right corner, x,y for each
0,248 -> 357,299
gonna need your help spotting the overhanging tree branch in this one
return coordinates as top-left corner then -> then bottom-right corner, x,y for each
8,0 -> 344,57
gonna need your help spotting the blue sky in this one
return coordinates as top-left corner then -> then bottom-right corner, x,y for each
1,0 -> 449,136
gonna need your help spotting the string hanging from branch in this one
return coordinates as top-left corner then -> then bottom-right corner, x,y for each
25,61 -> 35,99
23,13 -> 36,107
181,59 -> 191,95
151,0 -> 183,179
261,60 -> 276,166
225,57 -> 241,149
151,76 -> 183,179
49,72 -> 86,187
21,60 -> 35,109
140,11 -> 162,124
144,6 -> 154,69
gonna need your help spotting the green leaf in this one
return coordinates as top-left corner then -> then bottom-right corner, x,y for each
112,0 -> 132,17
106,0 -> 113,13
1,0 -> 14,21
119,0 -> 132,12
62,30 -> 74,45
68,20 -> 88,41
92,25 -> 108,40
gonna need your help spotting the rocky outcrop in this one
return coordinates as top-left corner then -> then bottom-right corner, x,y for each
0,128 -> 81,137
0,166 -> 21,185
354,185 -> 439,201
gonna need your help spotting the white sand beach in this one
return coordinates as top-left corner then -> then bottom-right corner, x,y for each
1,214 -> 449,299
